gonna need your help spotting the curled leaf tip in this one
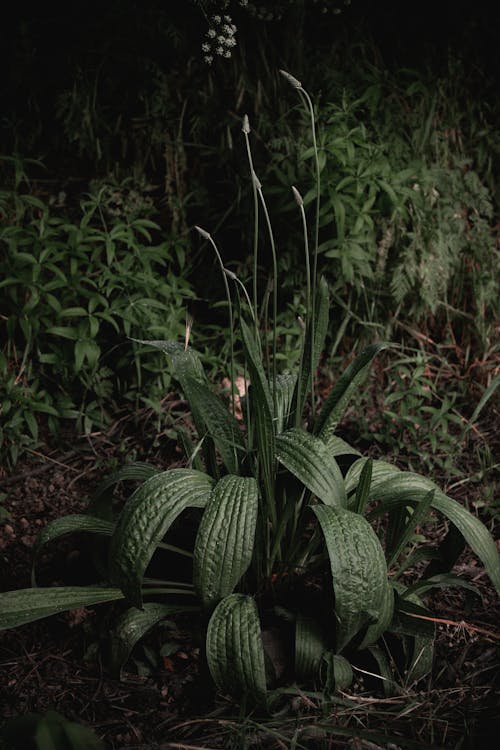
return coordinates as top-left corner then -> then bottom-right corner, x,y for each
292,185 -> 303,206
194,225 -> 211,240
279,69 -> 302,89
242,114 -> 251,134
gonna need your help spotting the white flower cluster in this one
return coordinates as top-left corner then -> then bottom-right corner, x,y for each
202,13 -> 237,64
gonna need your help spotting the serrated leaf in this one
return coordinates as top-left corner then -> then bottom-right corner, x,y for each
0,586 -> 124,630
194,475 -> 258,610
295,615 -> 325,681
313,505 -> 391,651
32,515 -> 114,585
276,428 -> 346,507
206,593 -> 267,702
110,602 -> 198,675
182,377 -> 245,474
315,343 -> 389,445
109,469 -> 214,608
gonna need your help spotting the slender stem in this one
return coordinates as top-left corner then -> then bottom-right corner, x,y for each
194,226 -> 236,422
143,577 -> 194,588
299,88 -> 320,417
142,588 -> 197,597
242,115 -> 260,341
255,175 -> 278,415
157,541 -> 193,558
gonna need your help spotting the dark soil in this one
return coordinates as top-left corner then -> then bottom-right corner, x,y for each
0,412 -> 498,749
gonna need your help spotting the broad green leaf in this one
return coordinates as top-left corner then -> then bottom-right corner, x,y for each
328,436 -> 361,458
344,458 -> 402,496
194,475 -> 258,610
109,469 -> 213,608
91,462 -> 160,504
110,602 -> 198,675
32,515 -> 114,585
313,505 -> 391,651
387,490 -> 435,568
182,376 -> 245,475
276,428 -> 346,507
206,593 -> 267,702
295,615 -> 325,681
368,473 -> 500,596
0,586 -> 124,630
358,579 -> 394,649
315,343 -> 389,445
403,573 -> 480,599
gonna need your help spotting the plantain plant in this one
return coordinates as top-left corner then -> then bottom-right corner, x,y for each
1,73 -> 498,707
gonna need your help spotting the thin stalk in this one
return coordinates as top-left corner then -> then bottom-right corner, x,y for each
224,267 -> 256,324
254,172 -> 278,415
142,588 -> 197,597
156,542 -> 193,558
292,185 -> 314,419
242,115 -> 260,341
194,226 -> 236,422
280,70 -> 321,417
143,577 -> 194,588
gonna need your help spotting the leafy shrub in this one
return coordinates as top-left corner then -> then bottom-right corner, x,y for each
1,76 -> 498,709
0,165 -> 194,464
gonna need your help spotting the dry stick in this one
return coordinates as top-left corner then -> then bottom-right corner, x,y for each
406,611 -> 500,642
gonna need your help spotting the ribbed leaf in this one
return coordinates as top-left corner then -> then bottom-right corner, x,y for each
358,580 -> 394,650
313,505 -> 391,651
109,469 -> 214,608
345,458 -> 400,497
274,371 -> 297,433
0,586 -> 124,630
367,645 -> 397,696
315,343 -> 389,445
323,652 -> 353,693
182,376 -> 245,474
295,615 -> 325,681
328,436 -> 361,458
91,462 -> 160,504
110,602 -> 198,675
276,428 -> 346,507
240,318 -> 275,504
193,475 -> 258,610
206,593 -> 267,702
387,490 -> 435,568
32,515 -> 114,585
354,459 -> 372,515
368,473 -> 500,595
